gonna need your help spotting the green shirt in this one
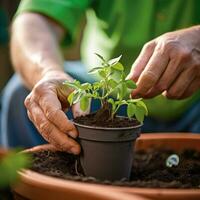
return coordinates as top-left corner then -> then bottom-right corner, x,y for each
16,0 -> 200,121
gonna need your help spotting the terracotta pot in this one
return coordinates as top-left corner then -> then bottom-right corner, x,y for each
115,133 -> 200,200
74,118 -> 141,181
0,148 -> 8,160
13,133 -> 200,200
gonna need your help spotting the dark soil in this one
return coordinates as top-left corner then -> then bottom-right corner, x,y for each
74,113 -> 139,128
30,149 -> 200,189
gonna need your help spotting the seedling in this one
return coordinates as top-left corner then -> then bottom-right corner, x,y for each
64,53 -> 148,123
0,150 -> 31,188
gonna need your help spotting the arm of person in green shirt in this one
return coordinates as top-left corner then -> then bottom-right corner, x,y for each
11,0 -> 93,156
12,12 -> 83,154
128,26 -> 200,100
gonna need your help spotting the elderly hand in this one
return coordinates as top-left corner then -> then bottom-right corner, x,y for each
24,72 -> 88,154
127,26 -> 200,99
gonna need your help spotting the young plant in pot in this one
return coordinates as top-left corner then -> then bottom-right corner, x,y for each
0,148 -> 31,199
64,54 -> 148,181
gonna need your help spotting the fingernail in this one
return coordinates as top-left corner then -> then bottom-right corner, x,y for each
70,146 -> 80,155
68,131 -> 78,138
127,71 -> 138,81
133,94 -> 142,98
126,73 -> 132,80
162,91 -> 167,97
131,91 -> 141,99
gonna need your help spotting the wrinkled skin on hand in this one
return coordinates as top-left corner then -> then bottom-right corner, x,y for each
24,74 -> 89,154
127,26 -> 200,99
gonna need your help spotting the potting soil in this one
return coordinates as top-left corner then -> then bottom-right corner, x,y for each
74,113 -> 139,128
30,149 -> 200,188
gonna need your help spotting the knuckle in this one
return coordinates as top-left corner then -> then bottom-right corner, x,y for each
39,121 -> 53,138
163,40 -> 175,51
27,111 -> 33,122
33,83 -> 47,97
143,70 -> 158,83
154,46 -> 164,54
24,95 -> 32,108
178,49 -> 191,60
143,41 -> 155,51
59,142 -> 72,151
33,85 -> 42,95
46,109 -> 60,121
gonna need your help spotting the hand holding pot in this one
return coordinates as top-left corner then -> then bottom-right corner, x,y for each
127,26 -> 200,99
24,71 -> 88,154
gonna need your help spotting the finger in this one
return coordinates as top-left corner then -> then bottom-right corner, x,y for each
179,77 -> 200,99
127,41 -> 156,81
27,110 -> 34,122
143,58 -> 185,98
164,68 -> 196,99
132,47 -> 169,97
27,101 -> 80,154
72,100 -> 91,118
37,92 -> 78,138
29,102 -> 80,154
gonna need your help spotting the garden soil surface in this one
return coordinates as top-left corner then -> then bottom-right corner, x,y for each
30,148 -> 200,189
74,113 -> 139,128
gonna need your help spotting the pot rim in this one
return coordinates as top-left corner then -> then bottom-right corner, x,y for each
73,116 -> 142,130
16,133 -> 200,200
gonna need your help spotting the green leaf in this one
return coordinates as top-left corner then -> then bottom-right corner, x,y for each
0,151 -> 31,188
108,55 -> 122,65
135,106 -> 145,123
63,82 -> 78,89
93,82 -> 101,90
99,70 -> 107,78
63,80 -> 81,89
136,101 -> 148,115
125,80 -> 137,89
108,79 -> 118,89
108,98 -> 114,105
81,83 -> 91,90
127,98 -> 143,103
108,98 -> 116,112
127,103 -> 136,118
73,92 -> 84,104
118,82 -> 127,99
88,67 -> 102,74
111,62 -> 124,71
67,92 -> 74,105
121,74 -> 127,82
95,53 -> 106,62
80,95 -> 89,111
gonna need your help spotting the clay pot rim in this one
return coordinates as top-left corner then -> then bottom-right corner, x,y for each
21,133 -> 200,192
18,168 -> 200,195
17,170 -> 146,200
17,133 -> 200,199
0,148 -> 9,160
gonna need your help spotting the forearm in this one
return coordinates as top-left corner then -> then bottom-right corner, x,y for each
11,13 -> 71,89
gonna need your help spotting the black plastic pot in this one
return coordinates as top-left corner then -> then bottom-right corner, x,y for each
74,117 -> 142,181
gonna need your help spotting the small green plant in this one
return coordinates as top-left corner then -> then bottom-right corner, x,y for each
64,54 -> 147,123
0,149 -> 31,189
